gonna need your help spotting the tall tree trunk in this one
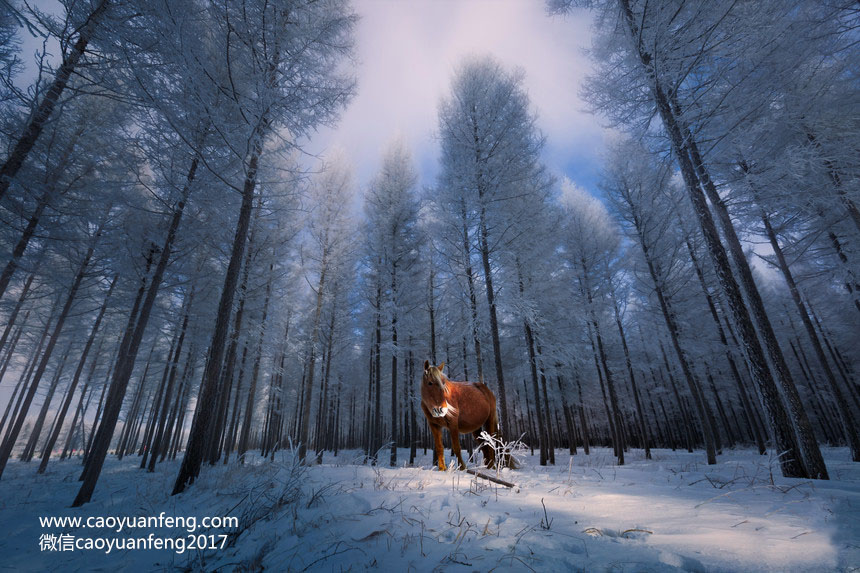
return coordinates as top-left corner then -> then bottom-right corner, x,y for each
428,267 -> 437,364
678,110 -> 826,476
141,333 -> 179,467
115,345 -> 153,460
0,224 -> 102,478
0,124 -> 87,300
617,0 -> 811,478
589,319 -> 624,464
238,275 -> 274,461
166,135 -> 259,491
460,198 -> 483,382
0,0 -> 109,201
477,201 -> 509,437
390,268 -> 398,467
684,236 -> 767,454
148,292 -> 192,471
4,299 -> 55,446
758,210 -> 859,460
524,320 -> 547,465
575,370 -> 590,455
296,246 -> 329,464
38,275 -> 117,473
60,336 -> 107,460
612,292 -> 650,459
629,210 -> 715,462
0,268 -> 37,353
22,342 -> 72,461
75,155 -> 198,505
0,315 -> 30,437
372,285 -> 382,462
536,344 -> 556,464
82,382 -> 107,465
163,345 -> 195,461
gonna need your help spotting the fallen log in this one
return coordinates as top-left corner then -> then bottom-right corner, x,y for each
465,468 -> 515,488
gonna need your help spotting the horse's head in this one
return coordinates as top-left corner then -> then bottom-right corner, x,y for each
422,360 -> 450,418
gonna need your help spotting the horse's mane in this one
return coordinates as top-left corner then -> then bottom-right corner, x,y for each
426,365 -> 452,397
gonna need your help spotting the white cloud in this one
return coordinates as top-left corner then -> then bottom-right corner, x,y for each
302,0 -> 602,192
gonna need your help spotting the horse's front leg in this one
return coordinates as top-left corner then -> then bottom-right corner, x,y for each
450,429 -> 466,470
430,424 -> 446,471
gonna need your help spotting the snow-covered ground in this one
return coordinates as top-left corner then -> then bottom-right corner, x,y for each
1,446 -> 858,572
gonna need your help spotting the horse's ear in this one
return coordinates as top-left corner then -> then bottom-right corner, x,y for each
438,362 -> 445,372
423,359 -> 430,372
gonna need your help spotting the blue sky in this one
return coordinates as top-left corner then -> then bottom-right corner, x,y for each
301,0 -> 606,196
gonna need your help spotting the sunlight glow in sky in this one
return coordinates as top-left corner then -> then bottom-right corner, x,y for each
303,0 -> 605,194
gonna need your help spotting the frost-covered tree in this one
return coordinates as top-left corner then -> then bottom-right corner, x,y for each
295,157 -> 355,463
600,138 -> 719,464
172,0 -> 356,493
0,0 -> 111,201
549,0 -> 833,479
362,141 -> 421,466
437,55 -> 547,438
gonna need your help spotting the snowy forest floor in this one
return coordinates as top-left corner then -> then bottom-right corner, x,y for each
1,447 -> 858,572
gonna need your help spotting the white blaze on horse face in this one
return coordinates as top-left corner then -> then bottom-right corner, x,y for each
431,402 -> 449,418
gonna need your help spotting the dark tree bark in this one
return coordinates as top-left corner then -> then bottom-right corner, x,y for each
524,319 -> 547,465
4,298 -> 57,447
237,273 -> 274,461
555,373 -> 577,455
0,222 -> 102,478
575,371 -> 590,455
21,343 -> 73,462
0,268 -> 37,354
0,0 -> 110,201
163,136 -> 258,491
758,208 -> 860,461
612,293 -> 651,459
38,274 -> 117,473
62,335 -> 106,460
390,269 -> 398,467
0,317 -> 29,437
589,319 -> 624,464
616,0 -> 811,478
477,200 -> 510,437
148,292 -> 192,472
76,156 -> 198,505
677,110 -> 827,477
140,332 -> 179,468
297,241 -> 329,464
685,236 -> 767,454
459,198 -> 484,382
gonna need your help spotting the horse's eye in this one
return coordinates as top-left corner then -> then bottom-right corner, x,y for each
427,381 -> 432,386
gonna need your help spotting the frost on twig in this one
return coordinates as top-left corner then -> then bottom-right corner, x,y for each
478,430 -> 527,474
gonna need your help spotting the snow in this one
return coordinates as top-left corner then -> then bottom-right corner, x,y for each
1,447 -> 858,571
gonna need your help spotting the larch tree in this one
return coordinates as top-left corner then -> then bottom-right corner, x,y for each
437,55 -> 547,441
549,0 -> 832,479
295,157 -> 356,464
362,141 -> 421,467
168,0 -> 356,494
600,138 -> 720,464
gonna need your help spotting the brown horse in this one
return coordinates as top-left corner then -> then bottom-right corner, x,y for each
420,360 -> 500,470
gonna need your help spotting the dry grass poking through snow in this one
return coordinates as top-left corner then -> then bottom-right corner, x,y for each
0,446 -> 858,572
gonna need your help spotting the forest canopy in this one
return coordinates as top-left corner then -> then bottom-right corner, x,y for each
0,0 -> 857,509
